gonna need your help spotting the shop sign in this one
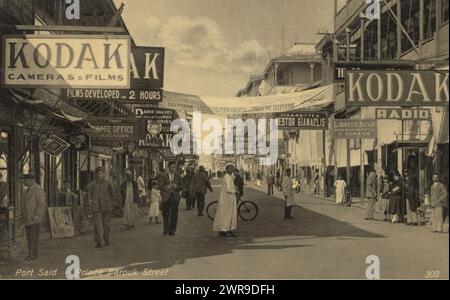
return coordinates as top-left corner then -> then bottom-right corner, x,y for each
375,108 -> 431,120
332,119 -> 377,139
133,107 -> 175,127
128,158 -> 144,167
84,118 -> 138,141
40,135 -> 71,156
137,119 -> 174,149
345,70 -> 449,106
3,35 -> 131,88
275,111 -> 328,130
62,46 -> 164,103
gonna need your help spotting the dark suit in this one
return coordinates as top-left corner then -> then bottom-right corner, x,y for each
88,179 -> 114,245
158,172 -> 182,235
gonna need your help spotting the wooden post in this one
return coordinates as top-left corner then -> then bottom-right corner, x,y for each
397,0 -> 402,57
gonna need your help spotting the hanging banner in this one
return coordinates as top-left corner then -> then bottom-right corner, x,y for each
62,46 -> 164,103
84,118 -> 138,141
133,107 -> 175,125
332,119 -> 377,139
2,35 -> 131,88
345,70 -> 449,107
275,111 -> 328,129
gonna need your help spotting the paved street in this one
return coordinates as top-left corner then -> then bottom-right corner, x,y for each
0,179 -> 448,280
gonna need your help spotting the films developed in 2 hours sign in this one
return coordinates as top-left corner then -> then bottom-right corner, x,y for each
3,35 -> 131,88
63,46 -> 165,103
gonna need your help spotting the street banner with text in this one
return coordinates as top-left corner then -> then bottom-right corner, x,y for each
345,70 -> 449,106
3,35 -> 131,88
276,111 -> 328,129
332,119 -> 377,139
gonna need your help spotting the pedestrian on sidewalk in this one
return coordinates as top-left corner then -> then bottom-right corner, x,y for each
21,174 -> 47,260
276,170 -> 281,191
403,169 -> 419,226
389,171 -> 405,224
365,169 -> 378,221
378,176 -> 392,221
120,170 -> 139,230
213,164 -> 238,237
159,162 -> 182,236
313,169 -> 320,195
234,168 -> 244,202
137,170 -> 147,207
190,166 -> 213,216
182,168 -> 194,210
334,176 -> 346,205
282,169 -> 295,219
267,172 -> 275,195
430,173 -> 448,233
148,180 -> 161,224
256,171 -> 262,187
88,167 -> 114,248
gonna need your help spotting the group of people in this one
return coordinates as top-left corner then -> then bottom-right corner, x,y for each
333,168 -> 448,233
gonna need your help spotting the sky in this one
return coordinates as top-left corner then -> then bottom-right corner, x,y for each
114,0 -> 334,97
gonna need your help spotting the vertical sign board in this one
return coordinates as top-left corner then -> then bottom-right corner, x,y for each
134,107 -> 176,149
344,70 -> 449,107
62,46 -> 165,103
2,35 -> 131,88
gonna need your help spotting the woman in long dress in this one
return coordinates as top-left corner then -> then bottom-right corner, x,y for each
148,180 -> 161,224
121,170 -> 139,229
213,165 -> 238,237
334,176 -> 346,205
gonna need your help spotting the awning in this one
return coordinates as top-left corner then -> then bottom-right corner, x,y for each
9,88 -> 94,129
159,84 -> 333,115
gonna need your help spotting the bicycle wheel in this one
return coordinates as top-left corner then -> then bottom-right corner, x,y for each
206,201 -> 219,221
238,201 -> 258,221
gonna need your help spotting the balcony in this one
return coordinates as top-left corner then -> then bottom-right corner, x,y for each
335,0 -> 366,33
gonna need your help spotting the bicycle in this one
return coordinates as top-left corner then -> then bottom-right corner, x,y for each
206,195 -> 258,222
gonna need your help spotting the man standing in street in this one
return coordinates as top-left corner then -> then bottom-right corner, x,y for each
313,169 -> 320,195
21,174 -> 46,260
365,169 -> 378,221
403,169 -> 420,226
158,162 -> 182,236
182,168 -> 194,210
430,173 -> 448,233
267,172 -> 275,195
88,167 -> 114,248
213,165 -> 238,237
190,166 -> 213,216
282,169 -> 295,220
234,168 -> 244,202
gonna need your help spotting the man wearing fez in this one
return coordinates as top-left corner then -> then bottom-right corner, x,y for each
21,174 -> 47,260
158,162 -> 182,236
88,166 -> 114,248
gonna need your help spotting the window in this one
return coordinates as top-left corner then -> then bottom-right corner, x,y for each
442,0 -> 449,24
424,0 -> 436,40
401,0 -> 420,53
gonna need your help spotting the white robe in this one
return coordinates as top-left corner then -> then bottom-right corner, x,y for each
213,174 -> 237,232
334,180 -> 346,204
123,183 -> 137,226
282,175 -> 295,207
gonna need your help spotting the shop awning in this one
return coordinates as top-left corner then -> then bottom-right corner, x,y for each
159,84 -> 333,115
9,88 -> 95,129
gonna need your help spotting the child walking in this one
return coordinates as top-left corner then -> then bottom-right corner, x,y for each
148,180 -> 161,224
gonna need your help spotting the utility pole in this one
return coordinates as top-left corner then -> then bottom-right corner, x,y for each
345,27 -> 352,195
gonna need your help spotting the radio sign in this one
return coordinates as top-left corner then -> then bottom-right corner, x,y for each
3,35 -> 131,88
